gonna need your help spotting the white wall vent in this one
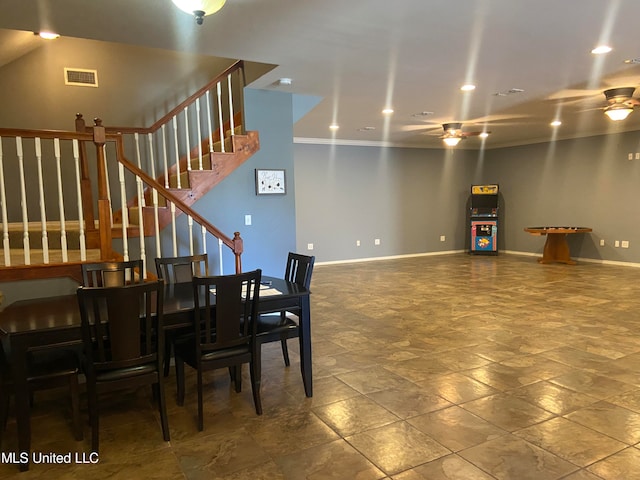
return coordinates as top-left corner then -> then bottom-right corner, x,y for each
64,68 -> 98,87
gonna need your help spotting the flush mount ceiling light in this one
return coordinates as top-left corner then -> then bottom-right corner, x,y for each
36,31 -> 60,40
329,124 -> 339,131
382,108 -> 394,115
172,0 -> 226,25
460,84 -> 476,91
591,45 -> 612,55
550,120 -> 562,127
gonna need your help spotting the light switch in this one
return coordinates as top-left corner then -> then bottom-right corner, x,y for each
244,215 -> 252,226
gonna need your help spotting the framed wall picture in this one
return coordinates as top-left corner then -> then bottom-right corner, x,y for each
255,169 -> 286,195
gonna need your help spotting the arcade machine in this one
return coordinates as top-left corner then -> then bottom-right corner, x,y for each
469,184 -> 499,254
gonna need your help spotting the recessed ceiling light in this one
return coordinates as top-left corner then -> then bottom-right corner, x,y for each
277,78 -> 292,86
358,126 -> 376,131
591,45 -> 612,54
412,111 -> 434,117
461,84 -> 476,91
37,31 -> 60,40
550,120 -> 562,127
382,108 -> 394,115
624,58 -> 640,64
329,124 -> 339,130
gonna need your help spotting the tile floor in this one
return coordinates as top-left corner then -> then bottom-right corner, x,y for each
2,253 -> 640,479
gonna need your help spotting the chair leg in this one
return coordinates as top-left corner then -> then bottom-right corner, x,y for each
196,368 -> 204,432
0,388 -> 9,449
86,383 -> 99,453
68,374 -> 83,441
156,377 -> 170,442
250,354 -> 263,416
163,337 -> 172,378
280,338 -> 291,367
232,365 -> 242,393
175,356 -> 185,406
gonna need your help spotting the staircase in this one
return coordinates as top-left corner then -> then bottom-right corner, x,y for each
0,60 -> 258,284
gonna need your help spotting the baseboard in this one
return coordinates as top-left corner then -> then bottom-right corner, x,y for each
317,249 -> 640,269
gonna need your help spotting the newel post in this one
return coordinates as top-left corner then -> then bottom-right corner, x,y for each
93,118 -> 113,260
75,114 -> 97,243
233,231 -> 243,273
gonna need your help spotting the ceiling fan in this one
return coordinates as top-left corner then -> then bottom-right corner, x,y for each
439,122 -> 490,146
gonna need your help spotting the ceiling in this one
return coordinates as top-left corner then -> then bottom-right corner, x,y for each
2,0 -> 640,149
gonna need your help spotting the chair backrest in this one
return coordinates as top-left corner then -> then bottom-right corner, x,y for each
155,254 -> 208,284
81,260 -> 145,287
285,253 -> 315,289
76,281 -> 164,372
192,269 -> 261,353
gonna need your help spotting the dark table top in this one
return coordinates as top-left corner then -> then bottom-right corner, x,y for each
0,276 -> 309,336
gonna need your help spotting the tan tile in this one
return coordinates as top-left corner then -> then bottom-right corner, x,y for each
312,395 -> 399,436
461,393 -> 555,432
508,381 -> 599,415
549,371 -> 637,399
587,447 -> 640,480
368,385 -> 452,419
274,439 -> 385,479
564,401 -> 640,444
516,417 -> 626,466
336,365 -> 416,394
408,406 -> 507,452
419,372 -> 499,404
346,421 -> 450,475
459,435 -> 578,480
392,454 -> 496,480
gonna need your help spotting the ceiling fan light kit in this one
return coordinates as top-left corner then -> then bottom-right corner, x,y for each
172,0 -> 226,24
603,87 -> 637,121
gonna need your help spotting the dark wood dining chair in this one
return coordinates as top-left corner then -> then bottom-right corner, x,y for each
0,342 -> 83,448
256,252 -> 315,366
155,254 -> 209,376
76,280 -> 170,452
81,259 -> 145,287
174,269 -> 262,431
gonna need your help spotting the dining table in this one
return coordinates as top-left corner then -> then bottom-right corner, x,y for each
0,275 -> 311,471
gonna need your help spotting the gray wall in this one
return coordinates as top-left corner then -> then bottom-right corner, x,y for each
293,143 -> 480,261
0,37 -> 237,129
483,131 -> 640,263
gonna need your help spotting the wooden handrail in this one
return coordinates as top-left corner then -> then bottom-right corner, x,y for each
79,60 -> 245,136
109,133 -> 243,272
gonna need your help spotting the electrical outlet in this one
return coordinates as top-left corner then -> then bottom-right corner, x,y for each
636,153 -> 640,160
374,238 -> 381,245
307,243 -> 314,250
615,240 -> 620,248
440,235 -> 446,242
599,239 -> 605,247
629,153 -> 634,160
622,240 -> 630,248
356,240 -> 361,247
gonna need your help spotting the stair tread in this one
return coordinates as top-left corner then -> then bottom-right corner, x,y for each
0,248 -> 101,267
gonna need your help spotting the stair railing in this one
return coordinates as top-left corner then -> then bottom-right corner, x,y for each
0,122 -> 244,275
76,60 -> 247,190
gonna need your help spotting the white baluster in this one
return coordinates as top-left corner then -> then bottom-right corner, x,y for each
228,73 -> 235,136
118,163 -> 129,261
170,201 -> 177,257
201,225 -> 207,255
218,237 -> 224,275
16,137 -> 30,265
196,98 -> 203,170
217,82 -> 225,153
35,138 -> 49,264
72,140 -> 86,261
0,138 -> 10,266
188,215 -> 194,256
152,186 -> 160,259
184,106 -> 191,172
173,116 -> 181,188
103,145 -> 115,219
54,139 -> 68,262
161,124 -> 169,188
206,90 -> 214,157
136,174 -> 146,278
